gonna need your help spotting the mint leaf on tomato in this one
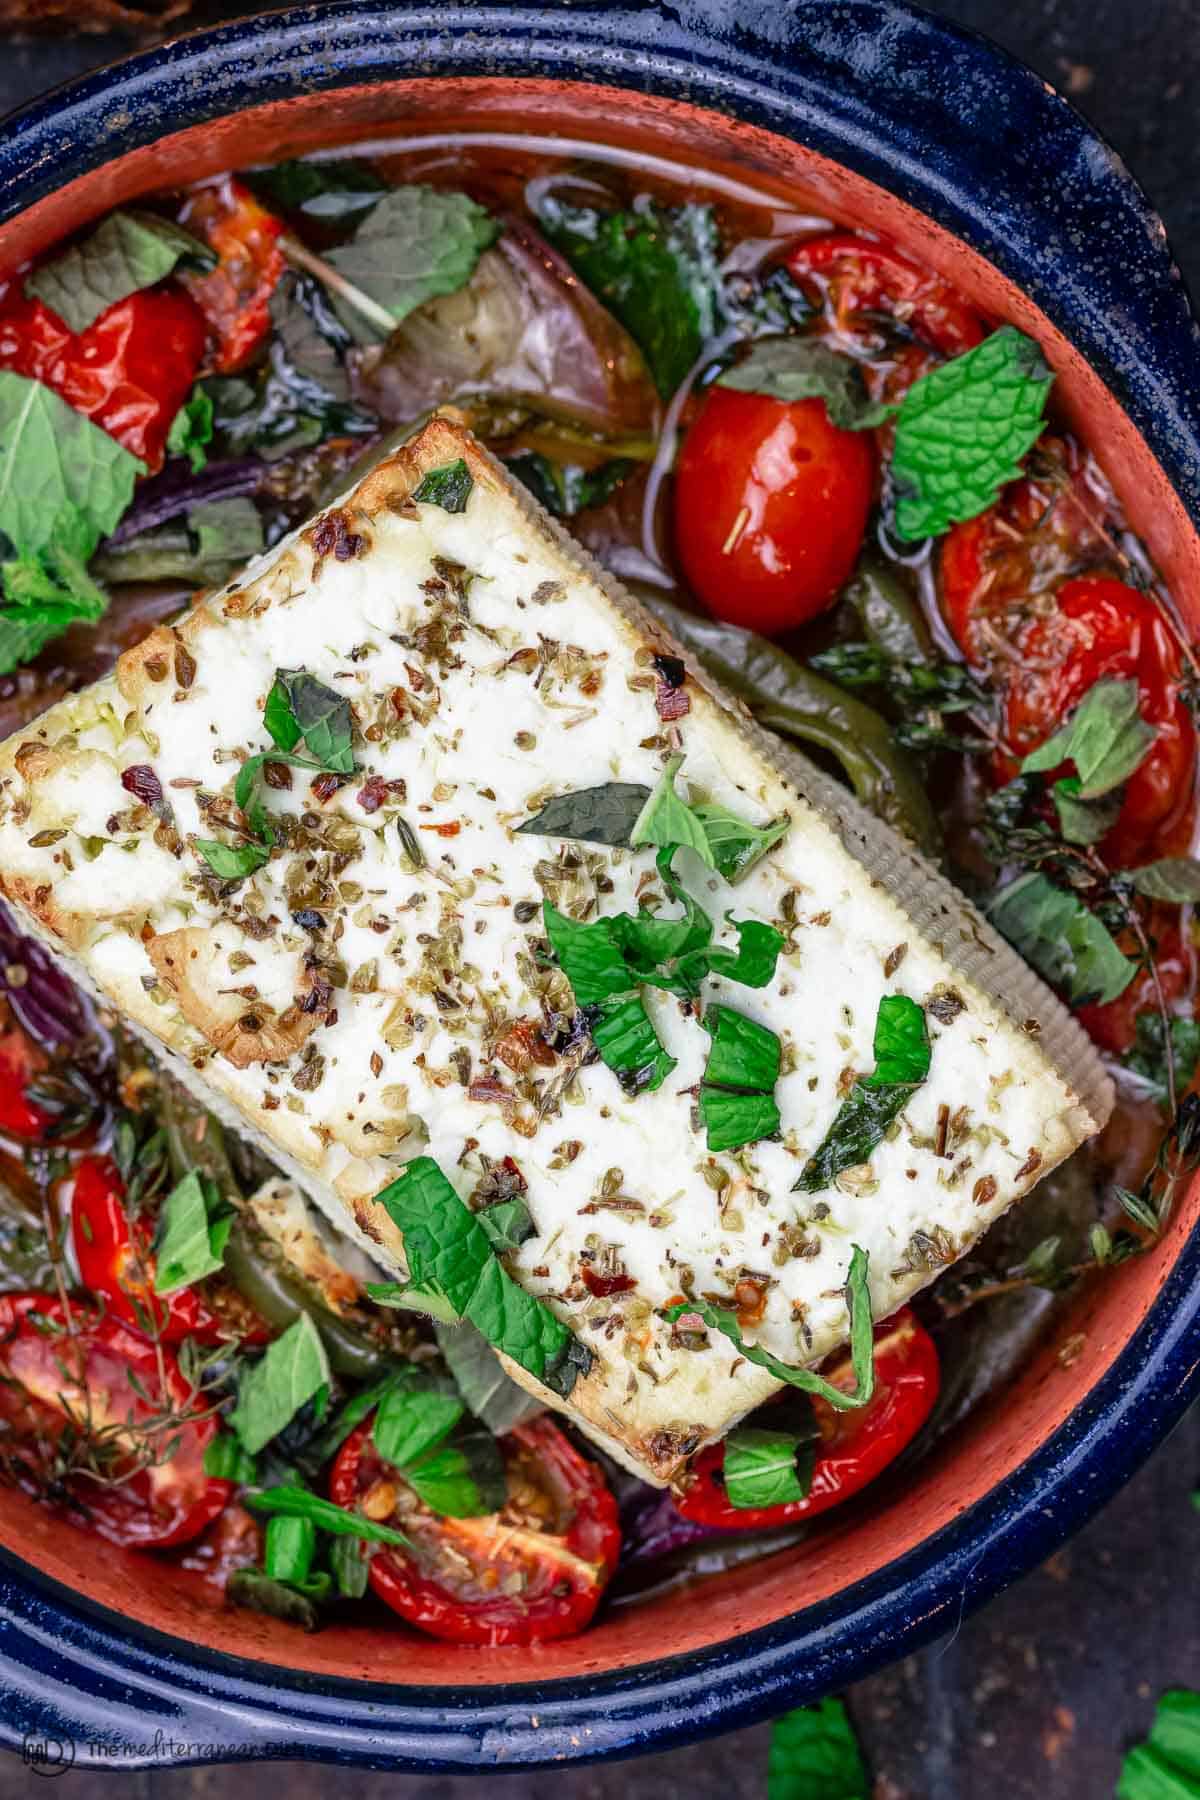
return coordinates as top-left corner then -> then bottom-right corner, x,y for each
25,209 -> 213,336
718,337 -> 891,430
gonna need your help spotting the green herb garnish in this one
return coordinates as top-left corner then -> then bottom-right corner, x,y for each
230,1313 -> 331,1455
166,385 -> 214,473
323,186 -> 497,336
1123,1013 -> 1200,1111
1119,858 -> 1200,902
244,1483 -> 413,1548
412,458 -> 474,513
247,157 -> 388,226
697,1003 -> 782,1153
768,1698 -> 870,1800
796,995 -> 931,1192
988,871 -> 1134,1005
1117,1690 -> 1200,1798
152,1169 -> 232,1295
723,1415 -> 817,1510
203,1431 -> 257,1483
1021,676 -> 1155,797
25,209 -> 213,335
718,337 -> 891,430
505,453 -> 634,519
516,781 -> 652,849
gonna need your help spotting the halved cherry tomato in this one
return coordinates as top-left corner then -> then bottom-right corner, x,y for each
178,177 -> 284,374
676,1309 -> 939,1530
0,1011 -> 55,1144
673,385 -> 875,634
71,1155 -> 267,1347
0,1293 -> 230,1547
0,285 -> 207,473
786,231 -> 986,359
330,1413 -> 620,1645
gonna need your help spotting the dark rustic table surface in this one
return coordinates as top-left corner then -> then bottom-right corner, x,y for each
0,3 -> 1198,1794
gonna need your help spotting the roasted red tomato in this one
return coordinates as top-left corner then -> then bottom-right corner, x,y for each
0,285 -> 207,473
673,384 -> 875,634
677,1309 -> 939,1530
786,231 -> 986,359
330,1413 -> 620,1645
0,1293 -> 230,1547
0,1012 -> 55,1144
178,177 -> 285,374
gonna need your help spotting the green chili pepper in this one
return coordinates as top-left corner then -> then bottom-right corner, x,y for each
264,1512 -> 316,1585
222,1222 -> 397,1383
843,554 -> 934,667
642,593 -> 940,856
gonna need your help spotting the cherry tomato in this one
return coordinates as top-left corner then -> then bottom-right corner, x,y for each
673,384 -> 875,634
676,1309 -> 939,1530
330,1413 -> 620,1645
0,285 -> 207,473
0,1012 -> 55,1143
1002,578 -> 1196,867
178,177 -> 284,374
786,232 -> 986,359
0,1293 -> 230,1547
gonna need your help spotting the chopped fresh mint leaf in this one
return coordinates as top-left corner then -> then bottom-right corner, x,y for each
723,1419 -> 816,1510
768,1698 -> 870,1800
152,1169 -> 232,1295
796,994 -> 930,1192
516,781 -> 651,848
230,1312 -> 331,1454
889,326 -> 1053,541
245,1483 -> 412,1547
1021,677 -> 1155,797
1117,1689 -> 1200,1798
166,385 -> 214,473
697,1003 -> 782,1152
1120,857 -> 1200,902
475,1197 -> 536,1254
697,1086 -> 782,1154
265,668 -> 356,773
411,458 -> 474,513
504,452 -> 634,518
591,993 -> 678,1094
324,186 -> 498,335
373,1157 -> 592,1398
194,837 -> 271,882
630,754 -> 716,868
543,904 -> 636,1006
372,1371 -> 463,1468
989,872 -> 1135,1006
665,1244 -> 876,1412
25,209 -> 214,335
203,1430 -> 257,1483
719,337 -> 891,430
690,802 -> 790,883
433,1319 -> 543,1434
1051,775 -> 1122,846
401,1419 -> 507,1519
366,1278 -> 462,1322
702,917 -> 786,990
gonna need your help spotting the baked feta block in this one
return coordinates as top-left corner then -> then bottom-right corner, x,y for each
0,418 -> 1111,1483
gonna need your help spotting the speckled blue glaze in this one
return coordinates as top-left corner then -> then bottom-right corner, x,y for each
0,0 -> 1199,1772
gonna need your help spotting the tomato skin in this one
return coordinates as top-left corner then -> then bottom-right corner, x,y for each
676,1310 -> 939,1531
178,177 -> 284,374
0,1293 -> 230,1548
0,285 -> 207,473
330,1414 -> 620,1646
673,385 -> 875,634
786,232 -> 985,359
0,1015 -> 54,1143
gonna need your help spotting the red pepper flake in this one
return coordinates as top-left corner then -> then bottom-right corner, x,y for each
494,1019 -> 557,1073
467,1075 -> 511,1106
310,772 -> 345,804
420,821 -> 461,838
120,764 -> 163,810
582,1267 -> 636,1298
357,775 -> 391,814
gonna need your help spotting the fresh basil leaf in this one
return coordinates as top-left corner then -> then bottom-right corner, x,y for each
245,1483 -> 413,1547
889,327 -> 1053,542
768,1698 -> 870,1800
543,904 -> 636,1005
403,1419 -> 507,1518
0,371 -> 144,561
1120,857 -> 1200,902
702,1002 -> 781,1092
366,1278 -> 462,1322
374,1157 -> 592,1398
989,871 -> 1135,1005
723,1420 -> 816,1510
1052,776 -> 1122,846
664,1244 -> 876,1412
504,452 -> 634,519
264,1512 -> 317,1585
690,802 -> 790,883
630,755 -> 716,868
194,837 -> 271,882
516,781 -> 651,848
699,917 -> 786,990
1021,677 -> 1155,797
411,458 -> 473,513
697,1086 -> 782,1154
372,1372 -> 463,1468
796,995 -> 930,1192
433,1319 -> 544,1433
291,1371 -> 412,1476
329,1533 -> 370,1599
231,1313 -> 332,1454
1122,1011 -> 1200,1109
203,1430 -> 257,1483
247,157 -> 388,225
718,337 -> 891,430
325,186 -> 497,334
166,385 -> 214,474
591,994 -> 678,1095
1146,1689 -> 1200,1781
266,668 -> 355,773
476,1197 -> 535,1254
152,1169 -> 231,1295
539,198 -> 721,396
268,270 -> 358,406
226,1566 -> 324,1632
25,209 -> 213,336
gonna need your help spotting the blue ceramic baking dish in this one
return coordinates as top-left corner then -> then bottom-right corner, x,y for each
0,0 -> 1199,1772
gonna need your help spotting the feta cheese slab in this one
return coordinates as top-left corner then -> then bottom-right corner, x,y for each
0,419 -> 1112,1484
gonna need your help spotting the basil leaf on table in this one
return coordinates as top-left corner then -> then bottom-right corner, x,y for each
538,197 -> 722,397
324,186 -> 498,337
988,872 -> 1135,1005
723,1418 -> 817,1510
25,209 -> 214,335
411,459 -> 474,513
889,326 -> 1053,541
718,337 -> 891,430
371,1157 -> 592,1399
664,1244 -> 876,1412
796,995 -> 930,1192
152,1169 -> 232,1295
768,1698 -> 870,1800
230,1312 -> 332,1454
1021,677 -> 1155,797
